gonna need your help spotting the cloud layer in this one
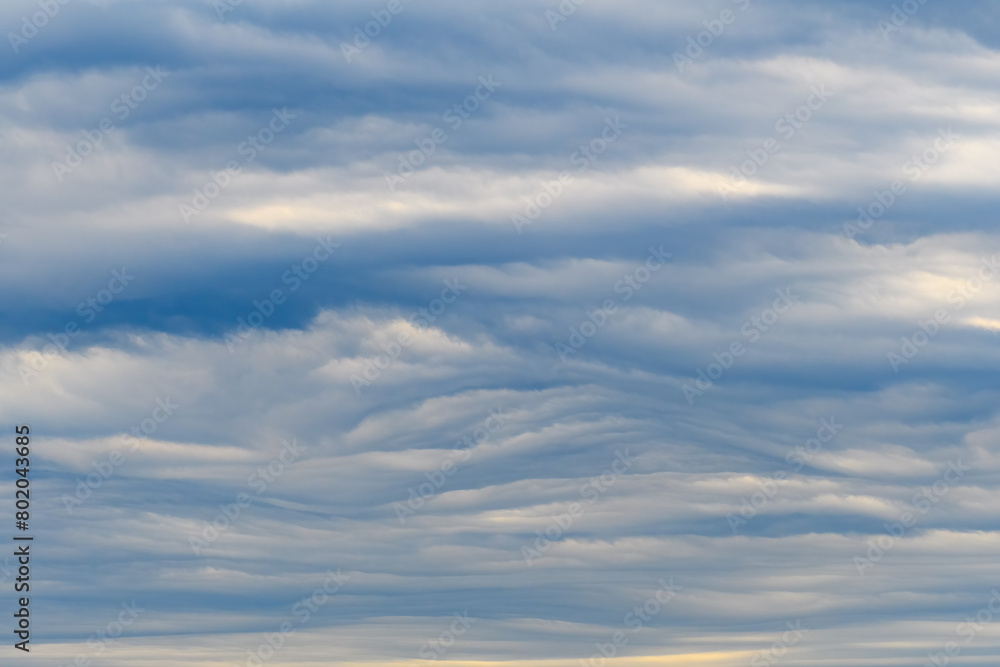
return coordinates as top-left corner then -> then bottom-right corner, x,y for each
3,0 -> 1000,664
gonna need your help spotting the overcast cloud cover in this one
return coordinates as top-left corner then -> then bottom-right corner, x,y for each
3,0 -> 1000,664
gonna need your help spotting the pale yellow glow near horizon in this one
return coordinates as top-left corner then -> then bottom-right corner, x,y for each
31,649 -> 756,667
964,316 -> 1000,332
220,164 -> 799,234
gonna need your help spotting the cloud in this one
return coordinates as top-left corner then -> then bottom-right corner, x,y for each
3,0 -> 1000,664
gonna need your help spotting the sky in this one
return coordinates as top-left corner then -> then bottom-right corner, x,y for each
2,0 -> 1000,665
